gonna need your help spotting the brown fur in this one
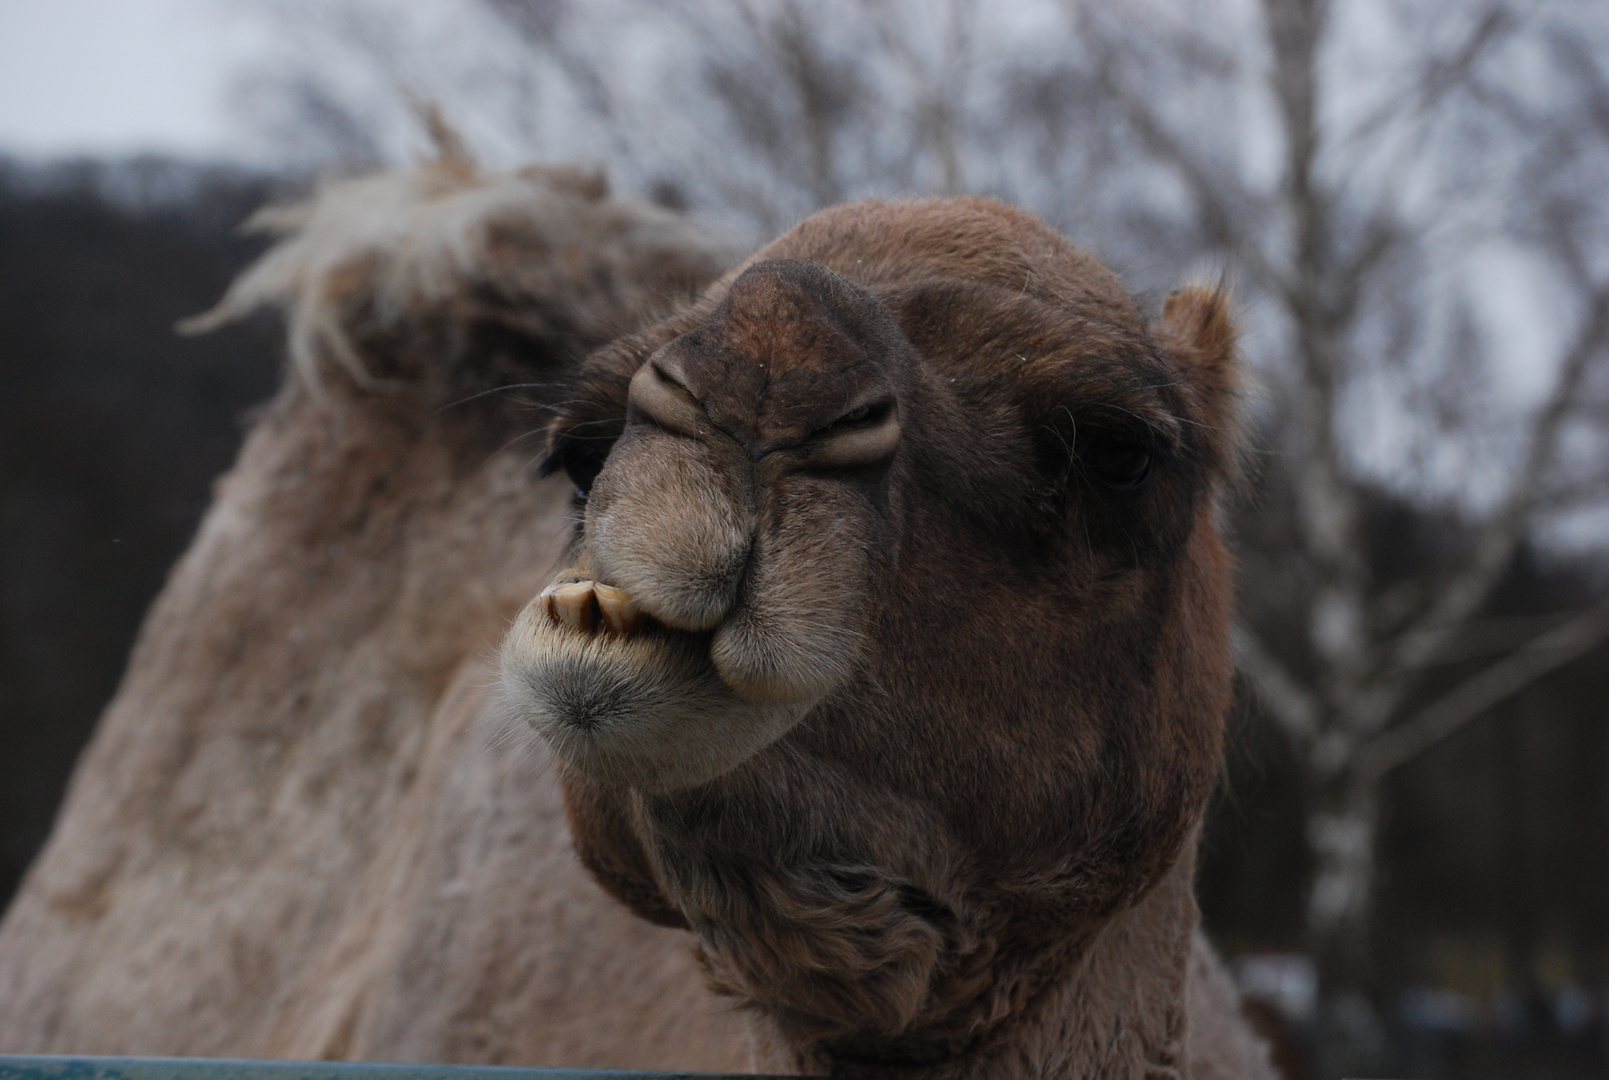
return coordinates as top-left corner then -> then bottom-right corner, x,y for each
503,197 -> 1274,1078
0,161 -> 754,1068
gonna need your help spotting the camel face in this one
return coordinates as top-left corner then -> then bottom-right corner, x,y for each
502,259 -> 910,792
499,196 -> 1243,1061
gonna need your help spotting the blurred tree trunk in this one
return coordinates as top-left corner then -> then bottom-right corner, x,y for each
1238,0 -> 1609,988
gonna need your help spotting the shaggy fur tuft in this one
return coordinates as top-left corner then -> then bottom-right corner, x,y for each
179,155 -> 734,403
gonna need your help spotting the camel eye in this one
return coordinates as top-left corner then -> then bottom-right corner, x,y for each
1086,435 -> 1152,491
543,436 -> 609,503
817,399 -> 891,436
806,399 -> 900,467
561,454 -> 603,500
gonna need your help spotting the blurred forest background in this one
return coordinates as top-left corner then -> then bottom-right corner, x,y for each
4,1 -> 1609,1078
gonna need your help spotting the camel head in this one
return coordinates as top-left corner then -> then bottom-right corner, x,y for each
499,197 -> 1242,1068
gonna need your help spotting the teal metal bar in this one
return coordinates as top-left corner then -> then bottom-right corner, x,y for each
0,1058 -> 755,1080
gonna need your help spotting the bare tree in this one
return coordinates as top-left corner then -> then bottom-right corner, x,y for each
472,0 -> 984,235
1044,0 -> 1609,987
237,0 -> 990,238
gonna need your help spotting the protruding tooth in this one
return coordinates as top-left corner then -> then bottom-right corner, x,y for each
593,583 -> 643,635
552,581 -> 599,633
536,584 -> 560,624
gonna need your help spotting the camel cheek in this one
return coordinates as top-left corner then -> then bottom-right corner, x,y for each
711,480 -> 875,703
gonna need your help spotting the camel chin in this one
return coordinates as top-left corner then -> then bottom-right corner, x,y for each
499,576 -> 816,793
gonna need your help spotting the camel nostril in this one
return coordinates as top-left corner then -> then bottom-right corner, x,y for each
627,359 -> 710,438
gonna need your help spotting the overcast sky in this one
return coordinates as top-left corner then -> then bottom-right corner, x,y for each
0,0 -> 271,161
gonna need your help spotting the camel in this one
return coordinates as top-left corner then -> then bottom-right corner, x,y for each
501,196 -> 1276,1079
0,156 -> 755,1067
0,155 -> 1273,1078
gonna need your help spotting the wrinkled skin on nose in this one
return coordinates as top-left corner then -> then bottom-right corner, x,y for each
500,261 -> 912,790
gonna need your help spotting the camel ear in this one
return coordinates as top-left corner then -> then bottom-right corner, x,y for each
1158,285 -> 1240,461
560,768 -> 689,929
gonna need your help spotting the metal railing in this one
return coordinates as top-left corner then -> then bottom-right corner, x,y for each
0,1058 -> 753,1080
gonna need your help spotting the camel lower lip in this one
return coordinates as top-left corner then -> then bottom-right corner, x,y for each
498,586 -> 813,793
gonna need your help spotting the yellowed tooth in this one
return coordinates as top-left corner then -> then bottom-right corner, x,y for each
552,581 -> 599,633
593,583 -> 643,635
536,584 -> 560,625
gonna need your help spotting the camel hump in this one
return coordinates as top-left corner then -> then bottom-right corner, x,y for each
0,160 -> 748,1067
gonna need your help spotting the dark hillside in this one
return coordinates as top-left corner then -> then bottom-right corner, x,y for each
0,157 -> 283,905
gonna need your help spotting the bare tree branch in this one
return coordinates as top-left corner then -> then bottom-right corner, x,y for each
1532,474 -> 1609,514
1068,3 -> 1285,295
1384,283 -> 1609,678
483,0 -> 619,120
1356,605 -> 1609,781
1328,210 -> 1403,326
1417,612 -> 1589,666
866,0 -> 976,195
1234,624 -> 1321,743
1338,5 -> 1513,155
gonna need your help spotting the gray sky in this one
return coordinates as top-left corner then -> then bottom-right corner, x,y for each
0,0 -> 1599,540
0,0 -> 269,160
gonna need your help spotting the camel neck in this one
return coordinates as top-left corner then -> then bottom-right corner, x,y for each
760,851 -> 1201,1080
